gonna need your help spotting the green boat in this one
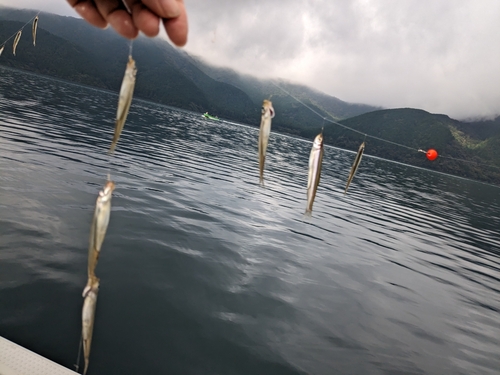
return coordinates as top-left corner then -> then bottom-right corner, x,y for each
202,112 -> 219,121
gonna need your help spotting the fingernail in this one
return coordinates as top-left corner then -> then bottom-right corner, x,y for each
161,0 -> 180,18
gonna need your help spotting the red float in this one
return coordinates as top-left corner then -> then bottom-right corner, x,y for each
426,149 -> 438,161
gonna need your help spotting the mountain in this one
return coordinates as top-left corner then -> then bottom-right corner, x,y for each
0,9 -> 254,118
0,20 -> 105,87
0,8 -> 379,124
325,109 -> 500,184
188,56 -> 379,122
1,8 -> 499,185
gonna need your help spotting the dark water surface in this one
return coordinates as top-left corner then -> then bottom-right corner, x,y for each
1,67 -> 499,375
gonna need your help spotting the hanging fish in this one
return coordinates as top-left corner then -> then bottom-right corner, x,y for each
305,130 -> 324,216
344,141 -> 365,195
82,277 -> 99,375
12,30 -> 22,56
32,15 -> 39,46
258,99 -> 275,185
0,45 -> 4,57
109,55 -> 137,154
88,180 -> 115,280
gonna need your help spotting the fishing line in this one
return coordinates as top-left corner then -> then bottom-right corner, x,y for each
129,39 -> 134,57
438,154 -> 500,169
121,0 -> 132,14
0,11 -> 40,48
122,0 -> 134,59
106,155 -> 113,182
120,0 -> 133,56
270,81 -> 500,170
74,333 -> 83,374
270,81 -> 419,152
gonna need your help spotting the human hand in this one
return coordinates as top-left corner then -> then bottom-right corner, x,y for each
67,0 -> 188,46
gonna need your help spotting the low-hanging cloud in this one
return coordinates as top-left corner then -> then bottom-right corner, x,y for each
2,0 -> 500,119
185,0 -> 500,120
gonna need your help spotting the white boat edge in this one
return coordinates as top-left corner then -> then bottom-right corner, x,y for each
0,336 -> 78,375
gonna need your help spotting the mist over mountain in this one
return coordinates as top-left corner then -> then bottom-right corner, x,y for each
1,8 -> 499,185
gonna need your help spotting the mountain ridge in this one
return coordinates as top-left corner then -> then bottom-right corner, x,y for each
1,8 -> 499,185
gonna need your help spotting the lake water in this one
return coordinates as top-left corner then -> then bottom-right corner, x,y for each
1,66 -> 499,375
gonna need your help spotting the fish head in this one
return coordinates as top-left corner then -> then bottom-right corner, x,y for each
99,181 -> 116,198
128,56 -> 137,75
82,277 -> 100,297
314,133 -> 324,147
261,100 -> 275,119
82,284 -> 91,298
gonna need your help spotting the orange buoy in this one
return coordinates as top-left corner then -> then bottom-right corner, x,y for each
426,149 -> 438,161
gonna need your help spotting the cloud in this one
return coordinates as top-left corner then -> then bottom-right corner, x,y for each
2,0 -> 500,119
0,0 -> 75,17
184,0 -> 500,120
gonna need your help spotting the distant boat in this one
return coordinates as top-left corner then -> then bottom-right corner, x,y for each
202,112 -> 219,121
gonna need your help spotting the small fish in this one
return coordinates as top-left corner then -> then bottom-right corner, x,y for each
82,277 -> 99,375
12,30 -> 22,56
305,130 -> 324,216
32,15 -> 38,46
344,142 -> 365,195
109,55 -> 137,154
258,99 -> 275,185
88,180 -> 115,279
0,45 -> 4,56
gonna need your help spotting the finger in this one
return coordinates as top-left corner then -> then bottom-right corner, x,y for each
142,0 -> 181,19
67,0 -> 107,29
94,0 -> 139,39
163,1 -> 188,46
128,0 -> 160,37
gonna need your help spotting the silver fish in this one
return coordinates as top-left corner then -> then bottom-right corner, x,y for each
32,15 -> 38,46
0,45 -> 4,56
109,55 -> 137,154
82,277 -> 99,375
88,180 -> 115,280
258,99 -> 275,185
344,142 -> 365,195
305,130 -> 324,216
12,30 -> 22,56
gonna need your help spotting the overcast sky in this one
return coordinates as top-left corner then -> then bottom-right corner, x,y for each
1,0 -> 500,120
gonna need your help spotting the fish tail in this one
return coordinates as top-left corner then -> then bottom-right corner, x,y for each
259,166 -> 265,185
109,120 -> 122,154
258,148 -> 265,184
258,149 -> 264,185
108,142 -> 116,155
304,209 -> 312,218
83,359 -> 89,375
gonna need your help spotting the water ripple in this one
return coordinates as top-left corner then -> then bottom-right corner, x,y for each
1,66 -> 500,375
